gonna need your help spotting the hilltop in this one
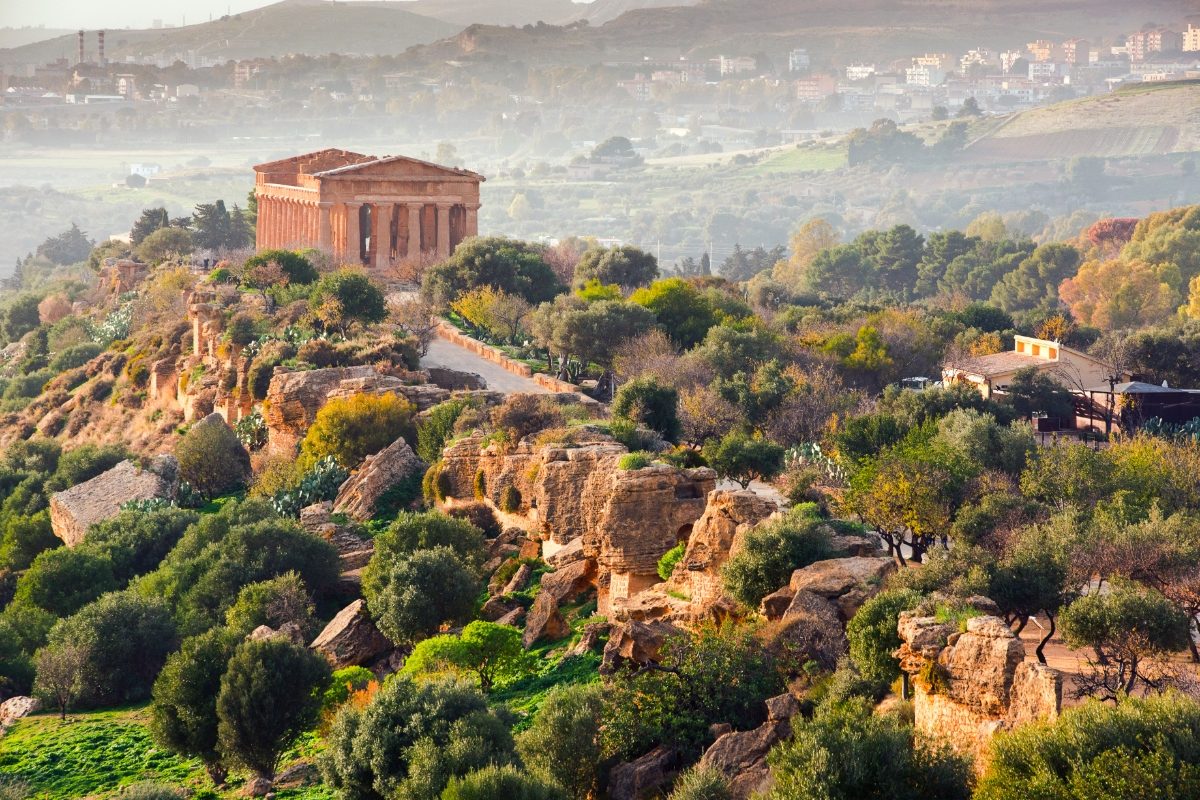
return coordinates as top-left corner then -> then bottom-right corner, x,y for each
0,0 -> 458,64
965,81 -> 1200,162
402,0 -> 1197,66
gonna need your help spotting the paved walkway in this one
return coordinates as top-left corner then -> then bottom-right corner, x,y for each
421,337 -> 550,394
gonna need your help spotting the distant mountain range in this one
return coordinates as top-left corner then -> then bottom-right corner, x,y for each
0,0 -> 703,66
0,0 -> 458,65
407,0 -> 1200,66
0,0 -> 1195,68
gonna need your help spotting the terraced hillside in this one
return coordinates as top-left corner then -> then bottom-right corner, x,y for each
966,81 -> 1200,162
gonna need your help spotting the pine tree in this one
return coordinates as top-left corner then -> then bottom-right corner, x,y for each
192,200 -> 232,252
131,208 -> 170,246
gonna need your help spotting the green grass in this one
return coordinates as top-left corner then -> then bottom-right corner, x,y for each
0,706 -> 203,799
751,145 -> 847,174
0,705 -> 334,800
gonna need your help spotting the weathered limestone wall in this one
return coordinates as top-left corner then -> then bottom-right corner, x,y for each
896,611 -> 1062,769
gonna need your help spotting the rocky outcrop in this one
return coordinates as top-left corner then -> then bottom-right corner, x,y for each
614,490 -> 777,625
760,556 -> 896,623
538,559 -> 596,604
895,611 -> 1062,768
49,455 -> 179,546
424,367 -> 487,391
300,502 -> 374,571
438,433 -> 715,615
333,437 -> 425,521
608,746 -> 680,800
698,693 -> 800,799
310,599 -> 393,668
264,366 -> 449,455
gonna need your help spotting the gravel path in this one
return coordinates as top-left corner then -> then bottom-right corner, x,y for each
421,337 -> 550,394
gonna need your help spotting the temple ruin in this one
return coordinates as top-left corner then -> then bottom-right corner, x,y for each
253,148 -> 483,272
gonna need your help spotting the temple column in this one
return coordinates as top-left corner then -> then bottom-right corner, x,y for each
281,199 -> 291,247
407,204 -> 421,260
374,203 -> 394,270
345,202 -> 362,265
318,203 -> 332,253
255,192 -> 265,248
436,203 -> 452,258
307,202 -> 317,246
465,203 -> 480,238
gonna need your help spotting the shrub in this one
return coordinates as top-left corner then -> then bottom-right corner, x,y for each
321,666 -> 375,714
44,590 -> 177,707
618,452 -> 653,470
49,342 -> 102,372
310,270 -> 388,332
441,766 -> 566,800
137,501 -> 339,636
13,547 -> 118,617
764,699 -> 970,800
490,396 -> 566,444
976,693 -> 1200,800
420,236 -> 565,307
175,417 -> 251,499
225,312 -> 258,346
320,676 -> 516,799
299,392 -> 416,470
402,621 -> 531,692
722,510 -> 833,608
473,470 -> 487,500
517,683 -> 605,800
233,410 -> 267,451
223,572 -> 315,638
242,250 -> 318,286
603,624 -> 784,760
364,546 -> 480,644
846,589 -> 924,691
613,378 -> 681,443
150,627 -> 239,786
668,765 -> 732,800
216,636 -> 330,780
500,485 -> 522,513
657,543 -> 685,581
135,227 -> 193,264
702,432 -> 785,489
418,399 -> 471,463
271,455 -> 349,518
371,510 -> 487,573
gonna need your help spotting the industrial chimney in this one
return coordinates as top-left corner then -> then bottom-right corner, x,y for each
97,31 -> 105,65
77,30 -> 85,64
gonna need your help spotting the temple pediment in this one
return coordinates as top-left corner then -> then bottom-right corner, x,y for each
314,154 -> 485,182
253,148 -> 374,176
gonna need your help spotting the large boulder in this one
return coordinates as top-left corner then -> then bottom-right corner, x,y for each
49,455 -> 179,547
310,599 -> 392,668
608,746 -> 680,800
0,696 -> 40,730
522,591 -> 570,648
601,619 -> 680,673
538,559 -> 596,604
333,437 -> 425,521
760,556 -> 896,623
697,693 -> 800,799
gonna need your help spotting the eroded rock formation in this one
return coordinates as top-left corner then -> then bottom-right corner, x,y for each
310,599 -> 393,669
439,431 -> 714,614
895,610 -> 1062,767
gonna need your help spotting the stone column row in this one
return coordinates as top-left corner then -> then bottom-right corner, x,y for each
326,200 -> 481,267
258,195 -> 323,251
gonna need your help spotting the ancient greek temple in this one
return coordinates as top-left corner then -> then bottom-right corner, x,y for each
252,148 -> 483,271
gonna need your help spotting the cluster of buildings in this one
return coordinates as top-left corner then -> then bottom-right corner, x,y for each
614,23 -> 1200,120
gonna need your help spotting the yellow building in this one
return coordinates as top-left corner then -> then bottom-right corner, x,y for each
942,334 -> 1128,402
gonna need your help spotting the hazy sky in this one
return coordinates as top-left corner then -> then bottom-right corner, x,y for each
0,0 -> 574,31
